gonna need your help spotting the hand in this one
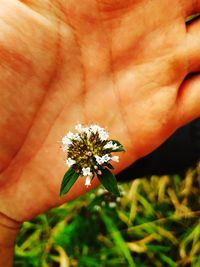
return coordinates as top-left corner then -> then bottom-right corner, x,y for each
0,0 -> 200,225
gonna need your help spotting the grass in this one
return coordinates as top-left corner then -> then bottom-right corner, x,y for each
14,163 -> 200,267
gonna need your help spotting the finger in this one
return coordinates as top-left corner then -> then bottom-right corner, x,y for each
176,74 -> 200,125
184,18 -> 200,73
179,0 -> 200,17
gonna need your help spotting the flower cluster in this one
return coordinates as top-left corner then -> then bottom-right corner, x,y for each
60,124 -> 124,197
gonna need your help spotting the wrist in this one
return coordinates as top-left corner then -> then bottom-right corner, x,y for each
0,213 -> 21,247
0,214 -> 21,267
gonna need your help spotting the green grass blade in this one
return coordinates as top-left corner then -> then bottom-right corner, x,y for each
102,213 -> 136,267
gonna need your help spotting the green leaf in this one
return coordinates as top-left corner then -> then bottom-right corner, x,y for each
106,163 -> 114,170
110,139 -> 125,152
97,168 -> 120,197
60,167 -> 75,189
102,213 -> 136,267
60,167 -> 79,197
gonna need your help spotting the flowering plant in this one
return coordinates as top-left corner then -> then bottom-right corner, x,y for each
60,124 -> 125,197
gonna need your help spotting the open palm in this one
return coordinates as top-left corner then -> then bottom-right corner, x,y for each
0,0 -> 200,224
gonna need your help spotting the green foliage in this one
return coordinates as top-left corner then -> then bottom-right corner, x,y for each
14,167 -> 200,267
60,167 -> 79,196
97,168 -> 120,197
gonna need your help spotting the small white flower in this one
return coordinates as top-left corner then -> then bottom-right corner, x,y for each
102,154 -> 110,162
85,175 -> 92,186
66,158 -> 76,167
90,124 -> 102,134
95,154 -> 110,165
83,167 -> 93,187
103,141 -> 119,150
75,124 -> 84,132
62,136 -> 72,146
73,133 -> 81,141
95,155 -> 103,165
75,124 -> 91,137
82,167 -> 92,177
60,123 -> 123,196
89,124 -> 109,140
66,131 -> 81,141
66,131 -> 75,139
85,127 -> 92,138
99,130 -> 109,141
111,156 -> 119,162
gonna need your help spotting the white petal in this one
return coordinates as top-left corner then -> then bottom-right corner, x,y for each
62,136 -> 72,146
66,158 -> 76,167
95,155 -> 104,165
85,127 -> 92,138
85,176 -> 92,186
95,154 -> 111,164
75,124 -> 84,132
102,154 -> 110,162
82,167 -> 92,177
90,124 -> 102,134
66,131 -> 74,139
111,156 -> 119,162
99,130 -> 109,141
104,141 -> 119,150
73,133 -> 81,141
103,141 -> 113,149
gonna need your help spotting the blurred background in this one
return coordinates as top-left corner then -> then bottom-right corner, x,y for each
14,164 -> 200,267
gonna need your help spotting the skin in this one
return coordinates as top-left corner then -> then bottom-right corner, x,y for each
0,0 -> 200,265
